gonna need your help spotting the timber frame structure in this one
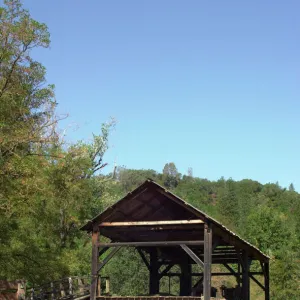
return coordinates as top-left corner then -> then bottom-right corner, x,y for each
81,180 -> 270,300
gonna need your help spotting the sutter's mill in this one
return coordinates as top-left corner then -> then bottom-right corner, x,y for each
81,180 -> 270,300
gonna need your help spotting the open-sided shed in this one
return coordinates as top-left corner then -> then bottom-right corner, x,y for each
81,180 -> 270,300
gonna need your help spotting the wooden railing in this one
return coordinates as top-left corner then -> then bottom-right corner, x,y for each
27,276 -> 93,300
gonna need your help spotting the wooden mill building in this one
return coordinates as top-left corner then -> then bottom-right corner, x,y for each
81,180 -> 270,300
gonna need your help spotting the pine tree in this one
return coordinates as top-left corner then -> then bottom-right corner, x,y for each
289,183 -> 295,192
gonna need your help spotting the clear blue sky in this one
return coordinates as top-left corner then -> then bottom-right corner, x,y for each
22,0 -> 299,189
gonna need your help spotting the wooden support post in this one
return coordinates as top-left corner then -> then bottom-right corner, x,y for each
105,277 -> 110,294
60,283 -> 65,298
97,276 -> 101,297
78,278 -> 84,295
90,225 -> 100,300
180,257 -> 192,296
241,251 -> 250,300
149,248 -> 159,295
68,277 -> 73,295
30,288 -> 34,300
203,223 -> 212,300
264,262 -> 270,300
50,282 -> 54,300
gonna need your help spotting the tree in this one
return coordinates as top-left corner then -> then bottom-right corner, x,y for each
0,0 -> 115,284
244,205 -> 296,256
116,167 -> 158,192
217,179 -> 240,228
162,162 -> 180,189
271,249 -> 300,300
289,183 -> 295,192
0,0 -> 58,216
0,1 -> 59,281
187,167 -> 193,177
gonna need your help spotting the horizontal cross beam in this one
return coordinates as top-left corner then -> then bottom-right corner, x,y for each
161,272 -> 264,277
98,240 -> 204,247
99,220 -> 204,227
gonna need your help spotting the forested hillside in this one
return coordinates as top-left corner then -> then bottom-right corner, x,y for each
0,1 -> 299,300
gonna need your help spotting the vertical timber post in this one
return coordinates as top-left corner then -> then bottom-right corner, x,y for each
149,248 -> 159,295
241,251 -> 250,300
203,222 -> 212,300
264,262 -> 270,300
50,282 -> 54,300
180,256 -> 192,296
90,224 -> 100,300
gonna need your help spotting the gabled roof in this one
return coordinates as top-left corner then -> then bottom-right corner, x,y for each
81,179 -> 269,262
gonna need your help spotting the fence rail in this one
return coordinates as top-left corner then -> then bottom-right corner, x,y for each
26,276 -> 94,300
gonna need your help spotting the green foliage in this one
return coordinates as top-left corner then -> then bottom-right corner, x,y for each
289,183 -> 295,192
103,248 -> 149,296
271,249 -> 300,300
116,167 -> 159,192
244,206 -> 296,256
162,162 -> 181,189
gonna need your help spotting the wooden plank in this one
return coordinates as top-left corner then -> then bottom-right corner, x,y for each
102,224 -> 203,232
98,240 -> 204,247
99,220 -> 204,227
180,244 -> 204,268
